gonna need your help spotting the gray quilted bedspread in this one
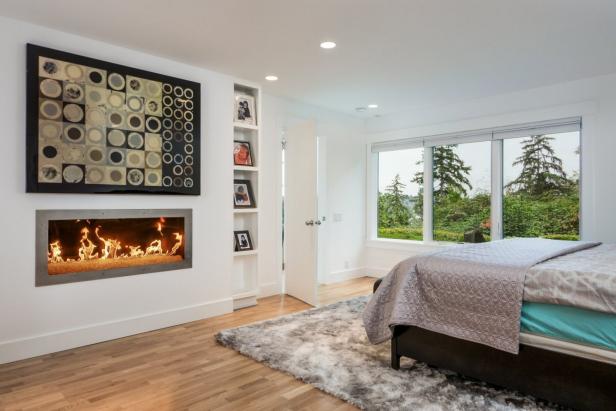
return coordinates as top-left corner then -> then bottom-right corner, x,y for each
362,238 -> 600,354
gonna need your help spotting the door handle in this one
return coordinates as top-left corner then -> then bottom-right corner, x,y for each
314,220 -> 322,226
305,220 -> 314,226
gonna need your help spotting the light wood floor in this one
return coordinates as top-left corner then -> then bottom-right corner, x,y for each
0,276 -> 377,411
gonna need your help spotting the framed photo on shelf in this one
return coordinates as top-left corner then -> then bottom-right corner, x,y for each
234,230 -> 254,252
234,93 -> 256,125
233,140 -> 253,166
234,179 -> 255,208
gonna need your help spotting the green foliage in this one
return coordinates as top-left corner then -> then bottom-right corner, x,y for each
506,135 -> 571,196
378,174 -> 411,228
413,145 -> 472,198
433,192 -> 491,242
378,136 -> 579,243
378,227 -> 423,241
503,190 -> 579,239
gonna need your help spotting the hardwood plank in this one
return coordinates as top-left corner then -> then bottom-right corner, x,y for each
0,277 -> 376,410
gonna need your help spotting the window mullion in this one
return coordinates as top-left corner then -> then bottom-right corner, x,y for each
491,139 -> 504,240
423,147 -> 434,242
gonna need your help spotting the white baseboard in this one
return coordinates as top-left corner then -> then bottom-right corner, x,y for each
0,298 -> 233,365
363,266 -> 390,277
320,267 -> 367,284
258,281 -> 281,298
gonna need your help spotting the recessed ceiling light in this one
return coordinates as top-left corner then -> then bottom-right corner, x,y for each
368,104 -> 379,109
265,75 -> 278,81
320,41 -> 336,49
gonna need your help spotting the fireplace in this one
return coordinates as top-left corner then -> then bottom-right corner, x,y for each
36,209 -> 192,286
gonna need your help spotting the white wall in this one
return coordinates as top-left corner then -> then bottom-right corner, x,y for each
363,73 -> 616,273
0,17 -> 236,364
260,94 -> 365,287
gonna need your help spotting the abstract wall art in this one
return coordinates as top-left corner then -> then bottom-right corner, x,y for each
27,44 -> 201,195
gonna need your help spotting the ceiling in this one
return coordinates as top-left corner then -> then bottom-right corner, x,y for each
1,0 -> 616,116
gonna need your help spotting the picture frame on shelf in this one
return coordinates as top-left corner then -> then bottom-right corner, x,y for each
233,179 -> 256,208
234,93 -> 256,126
234,230 -> 254,251
233,140 -> 253,166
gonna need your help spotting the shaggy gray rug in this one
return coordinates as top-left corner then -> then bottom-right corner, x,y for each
216,296 -> 563,411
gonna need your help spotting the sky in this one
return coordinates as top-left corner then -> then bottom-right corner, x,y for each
378,132 -> 580,196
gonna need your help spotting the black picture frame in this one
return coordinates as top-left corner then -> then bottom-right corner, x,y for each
27,43 -> 201,195
234,230 -> 254,252
233,179 -> 256,208
233,140 -> 253,166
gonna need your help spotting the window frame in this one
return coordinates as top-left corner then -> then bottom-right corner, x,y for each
368,117 -> 582,245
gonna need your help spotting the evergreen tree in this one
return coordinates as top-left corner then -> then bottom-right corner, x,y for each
378,174 -> 410,227
505,135 -> 569,196
412,145 -> 472,198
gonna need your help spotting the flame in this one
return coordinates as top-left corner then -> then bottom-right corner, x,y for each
146,239 -> 164,255
168,233 -> 183,256
78,227 -> 98,260
127,245 -> 144,257
47,218 -> 184,265
48,241 -> 63,263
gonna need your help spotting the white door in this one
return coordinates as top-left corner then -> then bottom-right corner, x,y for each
284,120 -> 319,306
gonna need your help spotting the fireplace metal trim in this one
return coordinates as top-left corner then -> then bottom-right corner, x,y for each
36,209 -> 193,286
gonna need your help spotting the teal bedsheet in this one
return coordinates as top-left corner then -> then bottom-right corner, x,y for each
521,302 -> 616,351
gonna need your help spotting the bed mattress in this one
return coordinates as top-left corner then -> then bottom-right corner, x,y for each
520,302 -> 616,364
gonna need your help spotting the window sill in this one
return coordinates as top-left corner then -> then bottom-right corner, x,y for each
365,238 -> 452,251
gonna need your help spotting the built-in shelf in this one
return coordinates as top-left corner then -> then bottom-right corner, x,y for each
234,122 -> 259,131
233,165 -> 259,172
234,249 -> 258,257
234,208 -> 259,214
233,81 -> 261,310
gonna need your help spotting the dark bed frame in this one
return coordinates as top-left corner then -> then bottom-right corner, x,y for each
373,279 -> 616,411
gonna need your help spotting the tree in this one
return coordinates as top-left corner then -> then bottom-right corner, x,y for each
505,135 -> 569,196
378,174 -> 410,227
412,145 -> 472,198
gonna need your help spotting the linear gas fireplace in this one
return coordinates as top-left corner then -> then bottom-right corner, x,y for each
36,209 -> 192,286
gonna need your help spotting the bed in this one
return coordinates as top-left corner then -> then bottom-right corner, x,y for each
364,239 -> 616,411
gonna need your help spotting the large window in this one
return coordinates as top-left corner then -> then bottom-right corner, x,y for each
377,148 -> 423,240
371,118 -> 581,243
432,141 -> 491,242
503,132 -> 580,240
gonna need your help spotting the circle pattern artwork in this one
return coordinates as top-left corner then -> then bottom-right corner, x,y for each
127,169 -> 144,185
63,104 -> 84,122
32,48 -> 198,193
108,149 -> 125,165
40,79 -> 62,98
42,145 -> 58,159
64,124 -> 85,143
86,167 -> 104,183
127,132 -> 144,149
40,122 -> 62,139
146,117 -> 161,133
87,147 -> 105,163
63,165 -> 84,183
107,129 -> 126,147
86,127 -> 104,144
40,100 -> 62,120
146,151 -> 162,168
65,64 -> 84,81
108,73 -> 125,90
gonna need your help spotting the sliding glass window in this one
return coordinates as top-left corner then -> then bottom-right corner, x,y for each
377,148 -> 424,240
371,117 -> 581,243
432,141 -> 492,242
502,131 -> 580,240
